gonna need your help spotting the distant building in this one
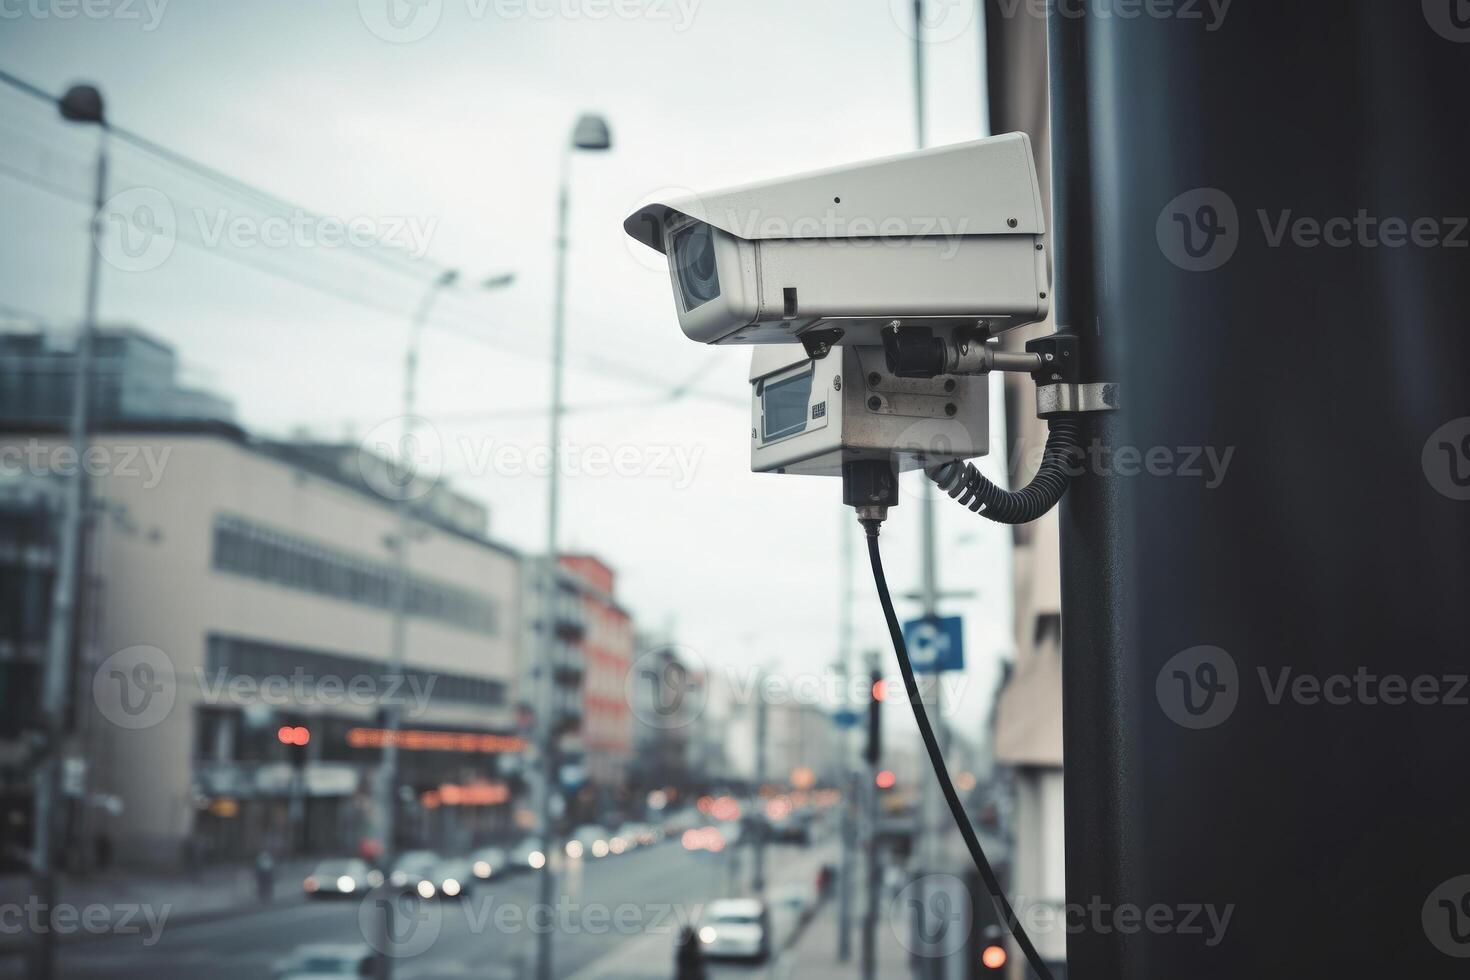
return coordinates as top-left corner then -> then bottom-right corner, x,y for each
558,556 -> 633,812
0,418 -> 525,868
626,634 -> 699,809
0,473 -> 65,872
0,327 -> 235,426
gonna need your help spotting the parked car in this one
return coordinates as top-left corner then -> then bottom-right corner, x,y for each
388,850 -> 441,897
273,942 -> 373,978
565,824 -> 612,860
509,837 -> 547,871
469,845 -> 507,881
431,857 -> 474,899
302,858 -> 378,898
696,898 -> 769,961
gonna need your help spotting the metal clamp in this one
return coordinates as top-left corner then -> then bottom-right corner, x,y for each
1036,381 -> 1120,418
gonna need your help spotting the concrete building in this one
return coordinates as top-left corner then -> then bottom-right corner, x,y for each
558,555 -> 633,812
0,327 -> 235,426
0,418 -> 525,868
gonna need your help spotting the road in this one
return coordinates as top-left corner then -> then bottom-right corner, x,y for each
0,839 -> 833,980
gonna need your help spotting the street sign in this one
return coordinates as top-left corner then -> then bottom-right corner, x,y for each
902,615 -> 964,673
833,708 -> 861,729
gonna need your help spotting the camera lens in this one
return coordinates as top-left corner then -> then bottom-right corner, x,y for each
673,223 -> 721,310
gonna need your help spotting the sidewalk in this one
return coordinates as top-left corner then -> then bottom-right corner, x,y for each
0,857 -> 315,954
777,891 -> 912,980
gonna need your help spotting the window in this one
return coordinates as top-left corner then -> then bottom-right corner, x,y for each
212,515 -> 499,635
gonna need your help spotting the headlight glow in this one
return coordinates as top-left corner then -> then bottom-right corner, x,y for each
698,926 -> 717,944
416,880 -> 436,899
336,875 -> 355,893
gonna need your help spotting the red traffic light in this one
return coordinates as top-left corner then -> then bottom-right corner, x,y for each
277,725 -> 310,746
875,770 -> 896,790
981,944 -> 1007,970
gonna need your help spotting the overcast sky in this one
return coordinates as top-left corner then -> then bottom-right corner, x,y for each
0,0 -> 1023,743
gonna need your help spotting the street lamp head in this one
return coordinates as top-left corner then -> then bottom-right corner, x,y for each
480,272 -> 516,290
436,269 -> 461,288
59,84 -> 105,126
571,114 -> 612,151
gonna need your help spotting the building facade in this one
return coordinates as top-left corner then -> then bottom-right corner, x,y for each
558,555 -> 633,813
1,421 -> 525,868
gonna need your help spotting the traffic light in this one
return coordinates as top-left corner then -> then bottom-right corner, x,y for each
865,669 -> 883,765
277,724 -> 310,768
979,928 -> 1007,971
875,770 -> 896,790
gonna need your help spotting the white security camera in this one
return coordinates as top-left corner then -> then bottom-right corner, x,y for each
623,133 -> 1049,351
749,344 -> 987,477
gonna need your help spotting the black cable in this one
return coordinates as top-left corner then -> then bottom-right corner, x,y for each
862,519 -> 1058,980
927,416 -> 1082,524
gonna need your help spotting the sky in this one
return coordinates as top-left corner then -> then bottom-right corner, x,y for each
0,0 -> 1023,742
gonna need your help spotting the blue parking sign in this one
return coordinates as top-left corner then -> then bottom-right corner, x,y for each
902,616 -> 964,673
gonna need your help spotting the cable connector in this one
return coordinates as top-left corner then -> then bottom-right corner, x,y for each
842,459 -> 898,525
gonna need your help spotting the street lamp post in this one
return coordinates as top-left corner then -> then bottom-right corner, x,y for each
32,83 -> 106,980
534,112 -> 611,980
375,268 -> 512,980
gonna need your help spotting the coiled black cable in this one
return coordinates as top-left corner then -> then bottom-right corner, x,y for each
862,520 -> 1057,980
926,416 -> 1083,525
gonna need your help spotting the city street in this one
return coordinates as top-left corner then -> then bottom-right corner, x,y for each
0,840 -> 834,980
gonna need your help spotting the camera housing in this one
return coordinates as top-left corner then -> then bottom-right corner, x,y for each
750,344 -> 987,476
624,133 -> 1049,350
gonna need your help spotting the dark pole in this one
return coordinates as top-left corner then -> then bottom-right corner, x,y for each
33,83 -> 106,980
1050,5 -> 1470,977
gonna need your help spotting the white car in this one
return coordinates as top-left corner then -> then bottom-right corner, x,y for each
388,850 -> 441,897
273,942 -> 372,978
509,837 -> 547,871
469,845 -> 507,881
565,824 -> 612,860
302,858 -> 378,898
696,898 -> 769,961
